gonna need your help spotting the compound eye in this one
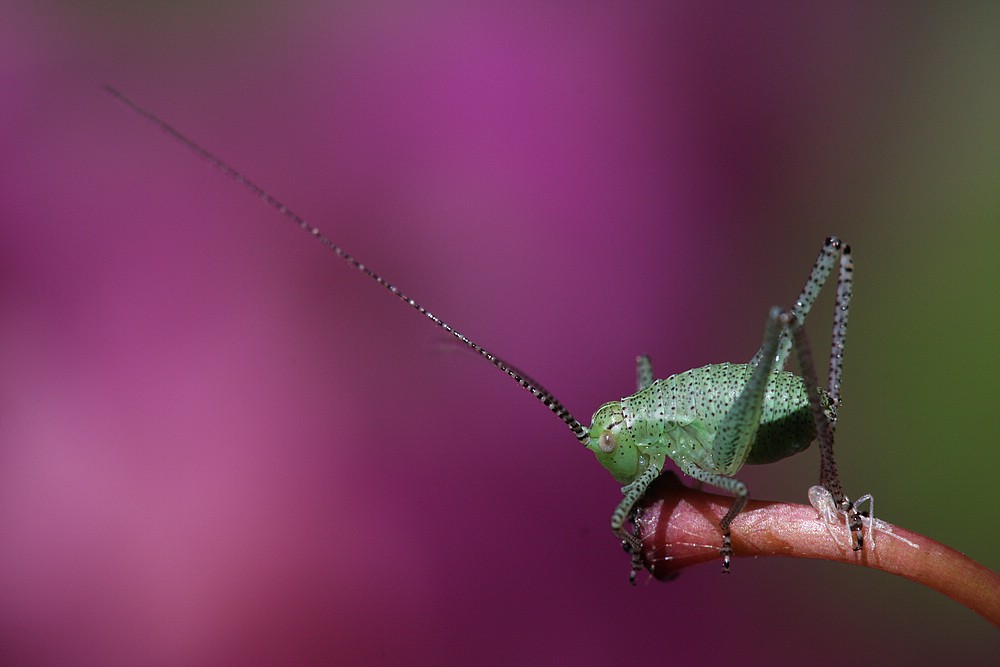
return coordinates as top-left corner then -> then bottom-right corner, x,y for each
598,430 -> 617,453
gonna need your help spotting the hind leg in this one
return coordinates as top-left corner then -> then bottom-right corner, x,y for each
707,308 -> 789,571
777,239 -> 867,551
636,355 -> 654,391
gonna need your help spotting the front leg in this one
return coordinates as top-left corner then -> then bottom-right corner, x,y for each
610,464 -> 660,584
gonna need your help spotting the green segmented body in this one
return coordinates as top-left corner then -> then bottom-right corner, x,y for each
587,363 -> 828,486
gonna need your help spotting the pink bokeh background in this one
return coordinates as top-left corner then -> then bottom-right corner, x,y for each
2,2 -> 997,665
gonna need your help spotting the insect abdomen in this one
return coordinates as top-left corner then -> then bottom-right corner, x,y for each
746,370 -> 818,464
622,363 -> 819,467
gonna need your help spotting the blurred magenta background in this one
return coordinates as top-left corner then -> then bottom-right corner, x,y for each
2,2 -> 997,665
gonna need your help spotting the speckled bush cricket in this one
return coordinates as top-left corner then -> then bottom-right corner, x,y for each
108,86 -> 869,581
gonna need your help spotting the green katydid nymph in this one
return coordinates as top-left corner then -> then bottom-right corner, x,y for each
108,86 -> 870,583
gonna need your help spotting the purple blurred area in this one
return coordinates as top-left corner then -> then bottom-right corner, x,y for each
2,2 -> 997,665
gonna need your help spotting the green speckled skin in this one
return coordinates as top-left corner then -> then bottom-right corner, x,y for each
586,363 -> 828,485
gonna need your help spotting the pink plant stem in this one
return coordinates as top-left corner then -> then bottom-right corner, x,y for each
636,472 -> 1000,628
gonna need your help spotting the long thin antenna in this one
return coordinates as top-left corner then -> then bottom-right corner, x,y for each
106,86 -> 590,444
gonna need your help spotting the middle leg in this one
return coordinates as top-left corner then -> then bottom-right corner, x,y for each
704,307 -> 786,570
